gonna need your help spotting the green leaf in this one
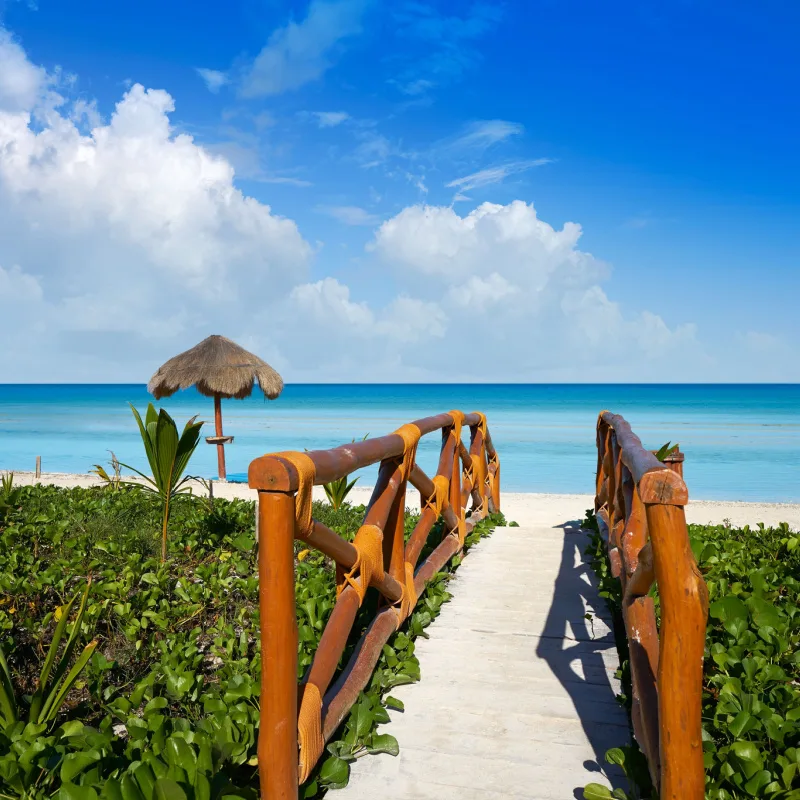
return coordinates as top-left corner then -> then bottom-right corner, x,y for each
709,596 -> 748,623
319,756 -> 350,789
384,696 -> 404,711
729,710 -> 754,737
60,783 -> 100,800
583,784 -> 613,799
368,734 -> 399,756
748,596 -> 781,629
60,750 -> 101,782
154,778 -> 188,800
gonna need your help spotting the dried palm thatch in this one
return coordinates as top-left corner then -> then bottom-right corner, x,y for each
148,335 -> 283,400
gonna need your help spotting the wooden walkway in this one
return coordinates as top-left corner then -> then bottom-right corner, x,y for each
339,523 -> 630,800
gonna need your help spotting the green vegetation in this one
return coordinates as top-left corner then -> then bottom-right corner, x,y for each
321,436 -> 368,511
654,442 -> 680,462
582,511 -> 800,800
0,481 -> 503,799
120,404 -> 204,562
322,476 -> 359,512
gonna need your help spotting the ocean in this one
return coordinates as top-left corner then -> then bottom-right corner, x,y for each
0,384 -> 797,502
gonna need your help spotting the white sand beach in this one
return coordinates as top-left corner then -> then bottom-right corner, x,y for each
9,471 -> 800,530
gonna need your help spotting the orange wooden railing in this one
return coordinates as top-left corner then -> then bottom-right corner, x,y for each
248,411 -> 500,798
594,412 -> 708,800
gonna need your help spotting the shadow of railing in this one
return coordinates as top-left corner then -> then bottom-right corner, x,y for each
535,518 -> 629,795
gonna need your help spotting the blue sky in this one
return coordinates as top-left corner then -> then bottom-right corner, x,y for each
0,0 -> 797,381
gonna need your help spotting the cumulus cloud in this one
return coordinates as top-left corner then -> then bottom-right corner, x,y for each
0,28 -> 53,112
0,31 -> 312,380
1,28 -> 789,383
361,201 -> 712,380
237,0 -> 368,98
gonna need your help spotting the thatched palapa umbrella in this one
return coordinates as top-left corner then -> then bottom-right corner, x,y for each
148,335 -> 283,481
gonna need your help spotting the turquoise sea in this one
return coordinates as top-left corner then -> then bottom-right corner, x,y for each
0,384 -> 798,502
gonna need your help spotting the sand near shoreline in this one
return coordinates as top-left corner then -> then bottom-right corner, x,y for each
8,471 -> 800,530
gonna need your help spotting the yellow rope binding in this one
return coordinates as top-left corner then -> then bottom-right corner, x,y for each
449,410 -> 467,545
297,682 -> 324,783
337,524 -> 384,603
425,474 -> 449,517
399,561 -> 418,621
274,451 -> 316,538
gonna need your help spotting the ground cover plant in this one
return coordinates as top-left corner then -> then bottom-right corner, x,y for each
0,479 -> 503,800
582,511 -> 800,800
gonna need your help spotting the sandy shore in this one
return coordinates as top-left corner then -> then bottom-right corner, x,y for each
8,471 -> 800,530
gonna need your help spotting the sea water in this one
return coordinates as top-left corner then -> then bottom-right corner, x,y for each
0,384 -> 797,502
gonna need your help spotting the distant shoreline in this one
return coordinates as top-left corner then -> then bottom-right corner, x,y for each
9,471 -> 800,531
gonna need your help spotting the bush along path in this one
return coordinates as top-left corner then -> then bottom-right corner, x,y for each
581,510 -> 800,800
0,481 -> 505,800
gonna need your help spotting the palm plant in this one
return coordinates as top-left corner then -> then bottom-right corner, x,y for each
90,450 -> 122,490
0,581 -> 97,730
0,472 -> 21,520
654,441 -> 680,462
119,403 -> 204,561
323,475 -> 360,511
322,434 -> 368,510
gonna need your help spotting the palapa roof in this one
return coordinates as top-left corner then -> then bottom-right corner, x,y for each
148,335 -> 283,400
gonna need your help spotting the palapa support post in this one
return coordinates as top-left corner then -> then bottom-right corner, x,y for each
214,395 -> 226,481
35,456 -> 41,479
257,490 -> 299,800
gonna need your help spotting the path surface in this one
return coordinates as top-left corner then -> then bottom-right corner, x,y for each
338,523 -> 630,800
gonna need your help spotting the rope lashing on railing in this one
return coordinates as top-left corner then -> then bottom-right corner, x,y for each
448,410 -> 468,545
274,452 -> 316,535
336,524 -> 384,603
297,682 -> 324,783
424,474 -> 450,517
393,423 -> 421,622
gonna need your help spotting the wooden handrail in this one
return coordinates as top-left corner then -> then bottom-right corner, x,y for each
594,411 -> 708,800
250,411 -> 501,798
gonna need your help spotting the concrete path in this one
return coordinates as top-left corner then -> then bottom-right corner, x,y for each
338,524 -> 631,800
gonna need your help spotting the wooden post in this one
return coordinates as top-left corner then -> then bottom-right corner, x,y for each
35,456 -> 41,479
214,395 -> 227,481
257,491 -> 298,800
645,502 -> 708,800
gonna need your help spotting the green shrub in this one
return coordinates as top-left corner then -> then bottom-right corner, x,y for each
583,511 -> 800,800
0,483 -> 504,799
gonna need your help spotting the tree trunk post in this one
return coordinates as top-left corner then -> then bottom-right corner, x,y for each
257,490 -> 298,799
214,395 -> 227,481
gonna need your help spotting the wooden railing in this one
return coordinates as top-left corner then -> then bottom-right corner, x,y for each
248,411 -> 500,798
594,412 -> 708,800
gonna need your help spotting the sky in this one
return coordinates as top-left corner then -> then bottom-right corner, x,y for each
0,0 -> 797,382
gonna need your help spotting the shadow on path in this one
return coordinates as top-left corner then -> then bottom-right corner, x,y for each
536,519 -> 630,796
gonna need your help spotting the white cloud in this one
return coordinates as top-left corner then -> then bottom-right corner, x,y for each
447,119 -> 524,152
195,68 -> 228,93
447,273 -> 517,310
446,159 -> 551,192
317,205 -> 380,226
1,29 -> 792,384
313,110 -> 350,127
0,33 -> 312,380
238,0 -> 367,98
0,28 -> 52,112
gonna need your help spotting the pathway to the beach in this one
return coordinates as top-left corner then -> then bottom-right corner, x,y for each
338,522 -> 630,800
